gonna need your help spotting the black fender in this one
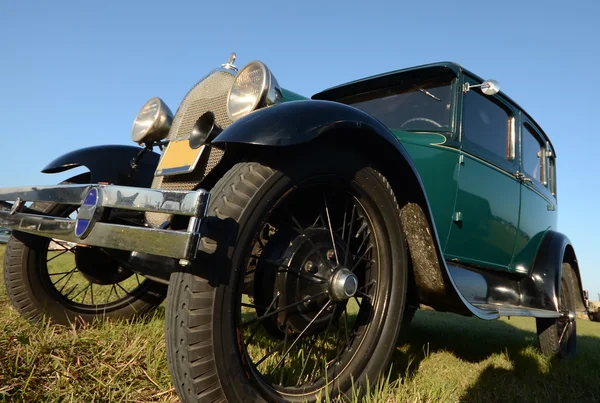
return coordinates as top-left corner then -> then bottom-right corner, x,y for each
211,100 -> 494,318
42,145 -> 160,187
527,230 -> 587,313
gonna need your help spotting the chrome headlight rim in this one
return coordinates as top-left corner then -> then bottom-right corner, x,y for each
131,97 -> 174,145
226,60 -> 282,122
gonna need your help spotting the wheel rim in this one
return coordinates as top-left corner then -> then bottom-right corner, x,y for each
236,180 -> 389,396
42,207 -> 152,312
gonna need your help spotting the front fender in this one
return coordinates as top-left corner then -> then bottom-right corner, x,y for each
42,145 -> 159,187
212,99 -> 401,148
529,230 -> 587,312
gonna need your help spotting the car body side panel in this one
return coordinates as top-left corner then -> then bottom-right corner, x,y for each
445,153 -> 520,271
391,131 -> 459,250
42,145 -> 160,187
512,184 -> 557,273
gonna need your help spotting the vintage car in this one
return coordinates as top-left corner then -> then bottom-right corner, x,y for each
0,55 -> 587,402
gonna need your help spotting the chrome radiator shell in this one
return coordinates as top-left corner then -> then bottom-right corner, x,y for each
147,70 -> 235,228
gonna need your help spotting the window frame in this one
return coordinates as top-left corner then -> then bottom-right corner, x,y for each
519,116 -> 556,201
459,76 -> 519,174
521,122 -> 548,187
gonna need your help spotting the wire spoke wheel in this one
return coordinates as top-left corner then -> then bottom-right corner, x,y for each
4,175 -> 167,326
42,207 -> 150,310
166,153 -> 408,403
239,184 -> 379,392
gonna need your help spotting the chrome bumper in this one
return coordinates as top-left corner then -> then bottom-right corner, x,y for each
0,184 -> 210,261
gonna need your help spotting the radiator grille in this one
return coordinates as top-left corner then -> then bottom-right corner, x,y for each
169,71 -> 235,141
146,70 -> 234,228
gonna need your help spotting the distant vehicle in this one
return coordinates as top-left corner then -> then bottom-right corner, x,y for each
0,228 -> 11,244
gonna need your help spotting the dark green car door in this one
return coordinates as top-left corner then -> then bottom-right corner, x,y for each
511,117 -> 558,273
444,82 -> 521,272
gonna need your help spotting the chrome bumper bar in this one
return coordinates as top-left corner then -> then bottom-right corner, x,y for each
0,184 -> 210,260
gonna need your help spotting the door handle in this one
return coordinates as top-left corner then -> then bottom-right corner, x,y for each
515,171 -> 533,183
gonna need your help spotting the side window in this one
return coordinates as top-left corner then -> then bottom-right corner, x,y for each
462,89 -> 514,164
521,124 -> 546,186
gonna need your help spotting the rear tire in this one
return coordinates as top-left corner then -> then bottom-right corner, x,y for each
536,263 -> 577,359
165,151 -> 408,402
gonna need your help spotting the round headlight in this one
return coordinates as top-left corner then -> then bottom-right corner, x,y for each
227,61 -> 282,121
131,97 -> 174,145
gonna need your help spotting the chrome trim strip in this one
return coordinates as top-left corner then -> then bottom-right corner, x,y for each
0,185 -> 89,206
97,185 -> 209,216
0,211 -> 195,259
507,116 -> 516,161
0,184 -> 210,217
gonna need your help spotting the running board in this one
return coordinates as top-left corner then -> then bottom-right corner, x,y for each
447,262 -> 562,319
472,303 -> 561,318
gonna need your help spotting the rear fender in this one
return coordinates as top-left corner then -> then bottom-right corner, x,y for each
529,230 -> 587,312
42,145 -> 159,187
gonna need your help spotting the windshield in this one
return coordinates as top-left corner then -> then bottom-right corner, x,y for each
343,77 -> 454,133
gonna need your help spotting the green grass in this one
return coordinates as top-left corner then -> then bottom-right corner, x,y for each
1,243 -> 600,402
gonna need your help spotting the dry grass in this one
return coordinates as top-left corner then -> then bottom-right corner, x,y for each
1,243 -> 599,402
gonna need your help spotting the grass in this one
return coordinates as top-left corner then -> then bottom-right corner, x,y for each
1,243 -> 600,402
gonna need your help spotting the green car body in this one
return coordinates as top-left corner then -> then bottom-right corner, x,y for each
313,62 -> 557,278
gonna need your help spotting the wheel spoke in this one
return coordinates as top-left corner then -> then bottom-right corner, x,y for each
80,283 -> 91,304
275,323 -> 291,383
106,284 -> 116,305
341,200 -> 348,240
52,241 -> 76,254
246,293 -> 280,345
63,284 -> 79,299
241,292 -> 328,328
52,267 -> 77,287
270,300 -> 332,375
71,283 -> 91,301
343,305 -> 350,347
323,193 -> 339,265
295,335 -> 317,386
49,270 -> 78,277
291,215 -> 333,269
254,339 -> 286,368
351,244 -> 373,273
344,205 -> 356,267
90,283 -> 94,305
116,282 -> 131,297
46,249 -> 71,263
58,269 -> 77,294
251,254 -> 328,282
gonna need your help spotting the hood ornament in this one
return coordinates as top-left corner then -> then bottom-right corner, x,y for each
221,52 -> 238,72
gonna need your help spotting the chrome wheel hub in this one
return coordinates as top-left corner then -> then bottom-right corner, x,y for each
330,268 -> 358,301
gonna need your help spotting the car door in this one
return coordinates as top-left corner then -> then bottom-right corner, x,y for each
444,78 -> 521,272
511,117 -> 558,272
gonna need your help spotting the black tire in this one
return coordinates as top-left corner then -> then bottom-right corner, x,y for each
536,263 -> 577,359
166,150 -> 408,403
3,180 -> 167,326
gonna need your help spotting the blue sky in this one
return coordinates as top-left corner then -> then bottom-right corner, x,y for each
1,1 -> 599,299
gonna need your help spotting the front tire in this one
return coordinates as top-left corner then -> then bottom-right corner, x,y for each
3,178 -> 167,326
166,151 -> 408,402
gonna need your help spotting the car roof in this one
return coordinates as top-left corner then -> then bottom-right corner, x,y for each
312,61 -> 555,155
